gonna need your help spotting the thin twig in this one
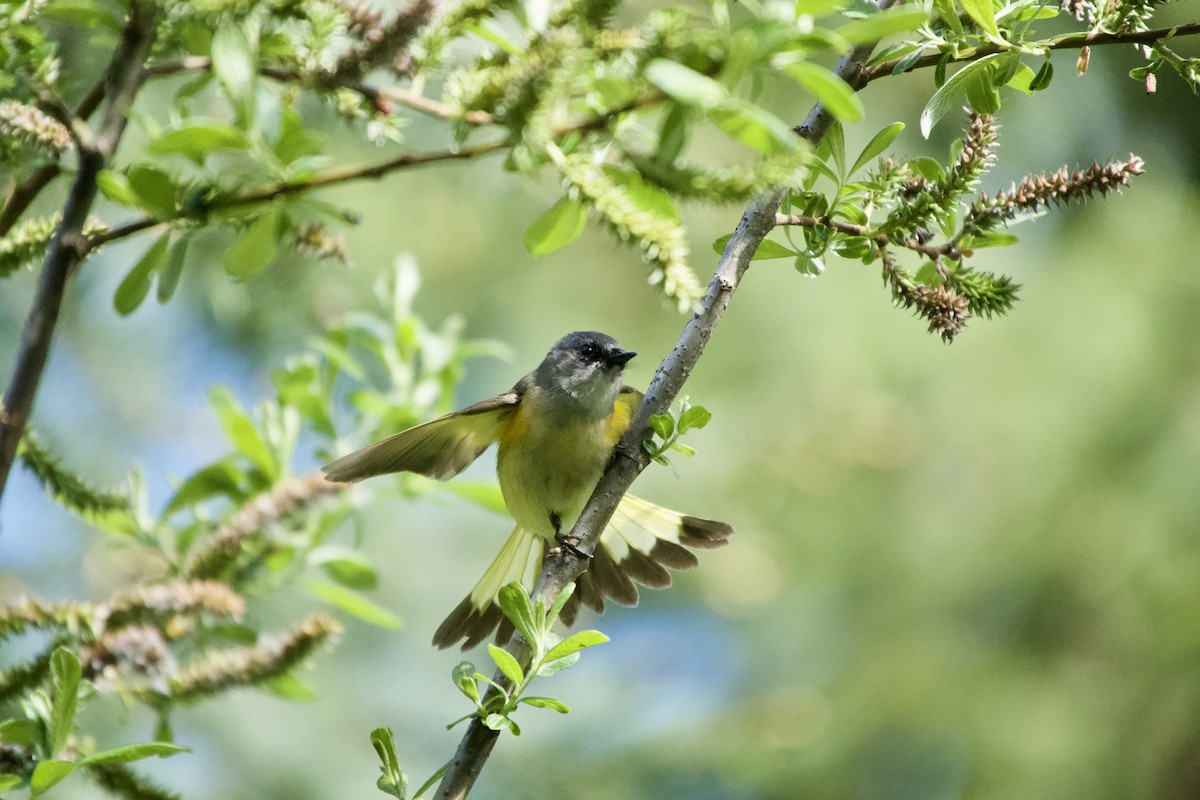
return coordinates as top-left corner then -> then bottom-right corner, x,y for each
864,20 -> 1200,82
0,164 -> 61,237
0,1 -> 160,507
430,3 -> 898,797
774,213 -> 956,260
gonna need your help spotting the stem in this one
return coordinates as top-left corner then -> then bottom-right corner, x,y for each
0,1 -> 160,508
430,4 -> 898,797
864,20 -> 1200,82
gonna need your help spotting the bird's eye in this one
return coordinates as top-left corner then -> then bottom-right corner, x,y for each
579,343 -> 599,361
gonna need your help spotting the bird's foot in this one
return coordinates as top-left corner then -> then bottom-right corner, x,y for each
554,530 -> 592,560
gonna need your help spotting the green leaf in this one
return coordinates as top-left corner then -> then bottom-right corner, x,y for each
932,0 -> 964,32
413,762 -> 449,800
644,60 -> 727,109
224,210 -> 280,279
1005,63 -> 1037,95
311,546 -> 379,590
40,0 -> 120,31
836,8 -> 929,44
81,743 -> 189,766
708,103 -> 799,155
30,761 -> 76,796
114,234 -> 170,316
149,123 -> 249,164
49,648 -> 81,758
780,62 -> 864,123
964,69 -> 1001,114
650,413 -> 674,440
960,0 -> 999,37
524,197 -> 588,257
851,122 -> 904,174
920,54 -> 1010,137
211,22 -> 256,122
304,581 -> 403,630
543,630 -> 609,663
439,480 -> 508,515
963,230 -> 1019,248
263,672 -> 318,701
0,719 -> 38,746
678,405 -> 712,432
520,696 -> 570,713
452,661 -> 480,703
1030,58 -> 1054,91
126,165 -> 177,218
711,235 -> 798,260
0,775 -> 23,792
546,582 -> 575,625
157,236 -> 188,303
96,170 -> 138,207
208,386 -> 276,477
496,582 -> 537,644
488,644 -> 525,686
371,728 -> 407,800
163,459 -> 244,515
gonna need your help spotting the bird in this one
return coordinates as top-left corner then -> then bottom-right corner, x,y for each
323,331 -> 732,649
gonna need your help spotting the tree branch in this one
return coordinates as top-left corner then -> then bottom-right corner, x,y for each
0,1 -> 160,508
431,4 -> 898,797
864,20 -> 1200,82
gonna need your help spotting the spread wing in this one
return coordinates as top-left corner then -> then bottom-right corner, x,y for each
323,392 -> 521,483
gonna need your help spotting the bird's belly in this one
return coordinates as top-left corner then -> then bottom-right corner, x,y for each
496,413 -> 614,540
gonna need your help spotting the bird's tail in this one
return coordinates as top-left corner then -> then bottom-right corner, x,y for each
432,494 -> 732,650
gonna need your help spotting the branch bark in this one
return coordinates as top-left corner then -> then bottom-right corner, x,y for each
430,5 -> 897,797
0,1 -> 160,507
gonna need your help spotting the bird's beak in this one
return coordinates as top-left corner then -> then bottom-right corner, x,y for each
606,349 -> 636,367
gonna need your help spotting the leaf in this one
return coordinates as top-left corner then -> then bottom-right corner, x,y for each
371,728 -> 406,800
224,210 -> 280,279
650,413 -> 674,440
487,644 -> 525,686
711,235 -> 798,260
30,761 -> 76,796
1005,63 -> 1037,95
964,69 -> 1001,114
960,0 -> 999,37
780,62 -> 864,123
211,22 -> 256,122
543,630 -> 609,662
311,546 -> 379,590
40,0 -> 120,31
149,122 -> 249,164
126,165 -> 177,219
163,460 -> 244,516
49,648 -> 81,758
114,234 -> 170,316
678,405 -> 712,433
207,386 -> 276,477
496,582 -> 537,644
851,122 -> 904,174
0,719 -> 38,746
524,197 -> 587,257
81,743 -> 189,766
708,103 -> 799,155
263,672 -> 318,701
157,236 -> 188,303
413,762 -> 449,800
520,696 -> 570,713
96,171 -> 138,207
1030,59 -> 1054,91
439,480 -> 508,515
644,60 -> 727,109
919,53 -> 1010,137
451,662 -> 480,703
0,775 -> 22,792
836,8 -> 929,44
304,581 -> 403,630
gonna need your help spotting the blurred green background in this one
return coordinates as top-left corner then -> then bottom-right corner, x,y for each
3,5 -> 1200,799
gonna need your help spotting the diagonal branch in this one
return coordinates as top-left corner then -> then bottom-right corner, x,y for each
0,1 -> 160,509
430,4 -> 897,797
864,20 -> 1200,82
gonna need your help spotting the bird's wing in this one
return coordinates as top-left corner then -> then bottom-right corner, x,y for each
322,392 -> 521,483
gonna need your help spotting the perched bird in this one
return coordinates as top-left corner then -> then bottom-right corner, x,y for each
323,331 -> 732,649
